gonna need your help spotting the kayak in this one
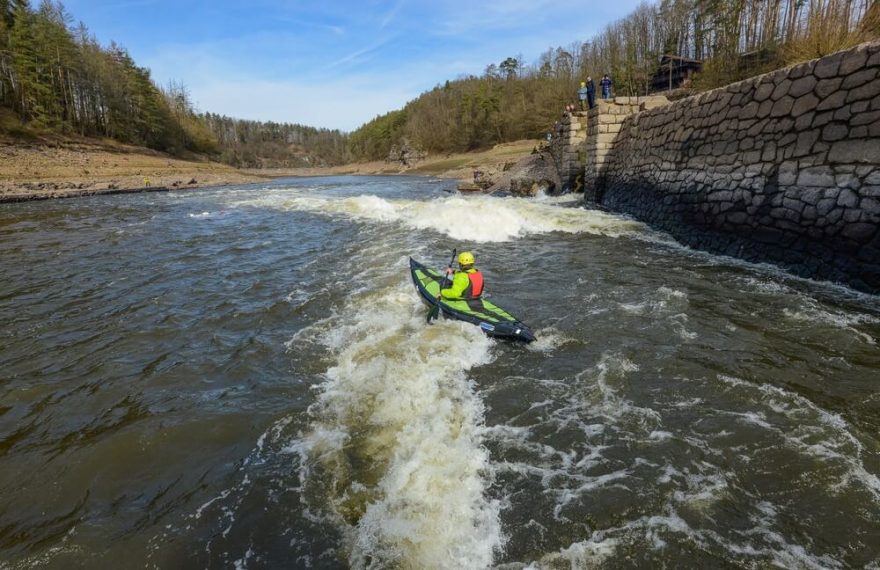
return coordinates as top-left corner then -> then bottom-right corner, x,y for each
409,258 -> 536,343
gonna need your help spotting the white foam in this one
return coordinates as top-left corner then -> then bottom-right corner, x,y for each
783,305 -> 878,345
291,282 -> 503,568
526,327 -> 578,353
234,191 -> 645,243
716,375 -> 880,502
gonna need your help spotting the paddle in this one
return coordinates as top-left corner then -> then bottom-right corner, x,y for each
427,248 -> 457,323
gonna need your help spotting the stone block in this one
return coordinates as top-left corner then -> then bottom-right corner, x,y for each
739,101 -> 759,119
836,173 -> 859,189
851,110 -> 880,126
743,150 -> 762,164
803,207 -> 819,223
755,99 -> 773,119
791,93 -> 819,118
641,99 -> 669,110
842,223 -> 878,241
783,197 -> 806,213
840,48 -> 870,76
778,132 -> 798,149
770,96 -> 794,117
828,139 -> 880,164
789,76 -> 817,98
847,81 -> 880,104
747,118 -> 770,137
815,77 -> 842,98
801,188 -> 823,206
822,123 -> 849,142
772,79 -> 792,101
793,130 -> 820,158
795,111 -> 815,130
755,82 -> 775,102
812,111 -> 833,128
816,198 -> 837,217
843,208 -> 864,223
816,90 -> 847,112
837,188 -> 859,207
798,166 -> 835,187
842,68 -> 878,90
862,196 -> 880,214
775,117 -> 795,134
834,105 -> 852,121
814,52 -> 843,78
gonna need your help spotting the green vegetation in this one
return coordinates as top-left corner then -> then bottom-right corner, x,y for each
0,0 -> 349,165
1,0 -> 877,167
348,0 -> 878,161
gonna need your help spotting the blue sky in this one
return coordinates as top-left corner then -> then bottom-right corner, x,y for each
63,1 -> 647,131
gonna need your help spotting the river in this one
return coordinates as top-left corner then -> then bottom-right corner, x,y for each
1,176 -> 879,569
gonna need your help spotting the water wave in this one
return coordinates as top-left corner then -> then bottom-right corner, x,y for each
234,191 -> 645,242
288,283 -> 503,569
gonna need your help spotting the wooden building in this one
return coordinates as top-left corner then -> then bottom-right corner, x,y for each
650,55 -> 703,92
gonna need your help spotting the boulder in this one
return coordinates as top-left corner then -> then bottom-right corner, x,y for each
485,151 -> 562,196
386,141 -> 426,166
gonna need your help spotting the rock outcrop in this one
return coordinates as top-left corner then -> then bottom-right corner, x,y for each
485,150 -> 562,196
386,141 -> 426,167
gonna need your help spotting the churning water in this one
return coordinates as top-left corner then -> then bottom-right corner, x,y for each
1,176 -> 879,569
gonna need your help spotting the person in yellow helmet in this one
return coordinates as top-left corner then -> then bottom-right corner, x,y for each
439,251 -> 484,301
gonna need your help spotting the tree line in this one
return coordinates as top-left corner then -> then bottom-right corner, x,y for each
1,0 -> 876,167
0,0 -> 349,165
347,0 -> 878,161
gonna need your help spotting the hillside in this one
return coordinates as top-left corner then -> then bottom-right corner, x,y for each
0,135 -> 540,202
0,135 -> 266,201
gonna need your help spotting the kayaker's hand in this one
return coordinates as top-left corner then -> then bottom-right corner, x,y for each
436,295 -> 442,301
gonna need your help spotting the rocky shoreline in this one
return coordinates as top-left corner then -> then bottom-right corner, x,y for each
0,137 -> 541,203
0,137 -> 268,204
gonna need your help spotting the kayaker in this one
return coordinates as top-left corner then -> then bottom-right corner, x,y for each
438,251 -> 484,301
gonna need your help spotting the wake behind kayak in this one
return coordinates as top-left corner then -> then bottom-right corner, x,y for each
410,258 -> 536,343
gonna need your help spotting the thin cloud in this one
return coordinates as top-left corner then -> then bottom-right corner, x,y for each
330,36 -> 394,68
380,0 -> 406,30
275,16 -> 344,36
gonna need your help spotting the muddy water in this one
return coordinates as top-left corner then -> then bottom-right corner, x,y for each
1,176 -> 878,569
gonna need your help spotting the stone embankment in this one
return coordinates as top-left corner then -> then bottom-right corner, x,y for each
572,41 -> 880,294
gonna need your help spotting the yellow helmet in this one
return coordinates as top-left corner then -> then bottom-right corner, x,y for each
458,251 -> 475,267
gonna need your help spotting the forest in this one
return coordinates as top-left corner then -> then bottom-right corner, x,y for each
349,0 -> 879,161
0,0 -> 350,165
1,0 -> 878,167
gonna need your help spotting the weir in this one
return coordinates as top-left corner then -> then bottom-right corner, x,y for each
556,40 -> 880,294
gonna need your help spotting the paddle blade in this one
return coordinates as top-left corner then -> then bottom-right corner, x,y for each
427,301 -> 440,323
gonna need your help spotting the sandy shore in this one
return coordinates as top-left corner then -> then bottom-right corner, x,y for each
0,136 -> 539,202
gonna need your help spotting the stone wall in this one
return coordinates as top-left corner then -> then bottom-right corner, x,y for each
549,112 -> 587,190
590,41 -> 880,293
582,97 -> 668,196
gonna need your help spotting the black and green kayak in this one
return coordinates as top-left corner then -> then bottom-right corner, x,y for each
410,258 -> 536,343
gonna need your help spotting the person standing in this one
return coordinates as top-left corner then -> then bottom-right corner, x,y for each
577,81 -> 588,110
600,74 -> 613,100
586,76 -> 596,109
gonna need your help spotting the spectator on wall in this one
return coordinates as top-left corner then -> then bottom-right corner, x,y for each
600,74 -> 613,99
586,76 -> 596,109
